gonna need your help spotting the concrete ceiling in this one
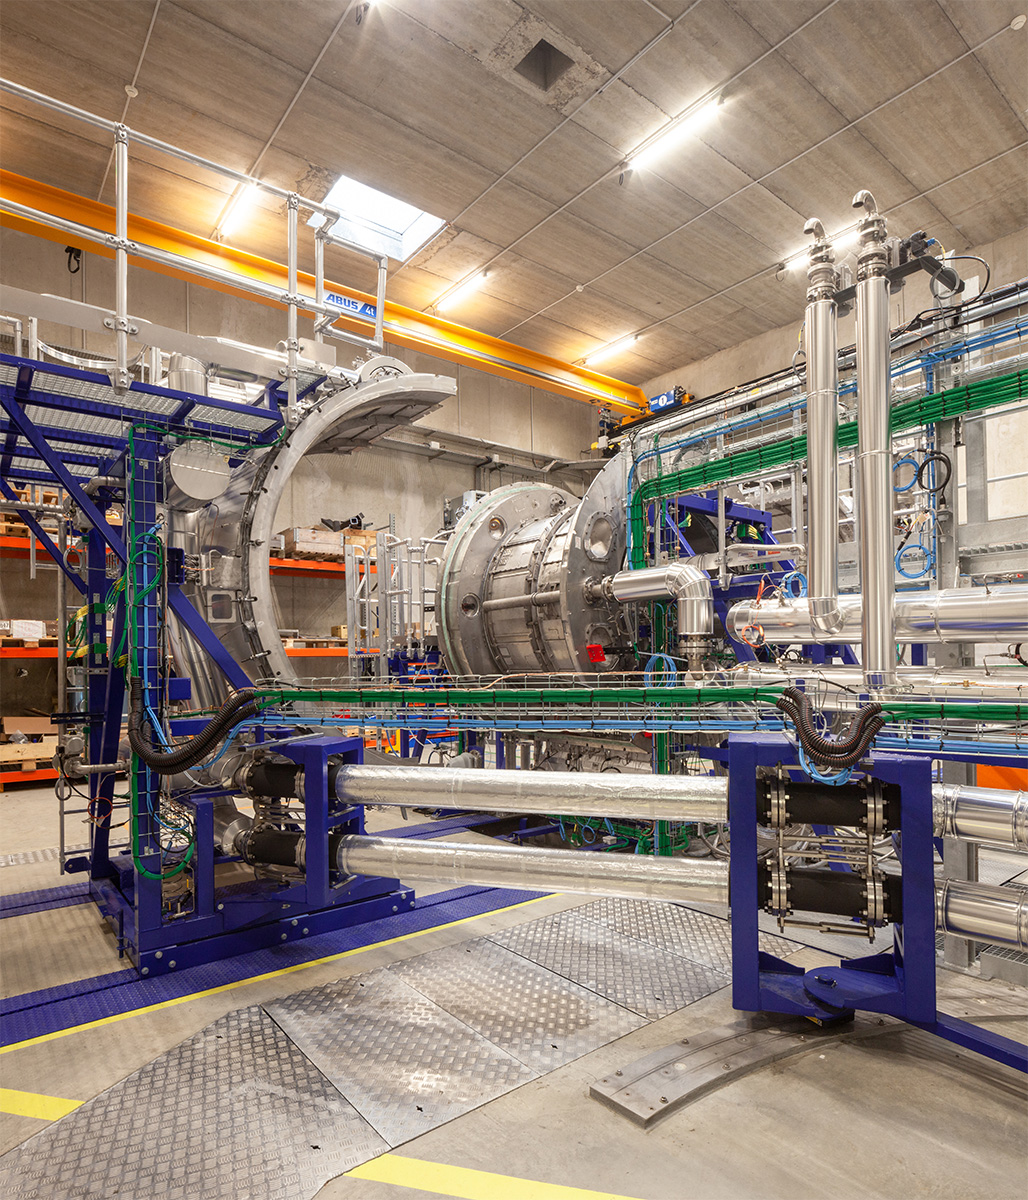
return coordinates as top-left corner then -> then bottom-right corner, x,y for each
1,0 -> 1025,387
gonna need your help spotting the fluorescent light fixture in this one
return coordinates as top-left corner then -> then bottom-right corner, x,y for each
583,333 -> 638,368
308,172 -> 445,262
218,183 -> 260,238
436,270 -> 489,313
626,95 -> 723,170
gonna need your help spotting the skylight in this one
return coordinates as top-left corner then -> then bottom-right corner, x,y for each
308,173 -> 445,263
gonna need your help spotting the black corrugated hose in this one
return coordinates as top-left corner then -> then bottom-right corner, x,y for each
128,678 -> 261,774
776,687 -> 884,768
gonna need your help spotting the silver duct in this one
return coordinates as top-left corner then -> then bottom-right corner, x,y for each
933,785 -> 1028,852
725,584 -> 1028,646
599,563 -> 713,669
852,190 -> 895,689
730,661 -> 1027,703
804,218 -> 845,637
336,834 -> 731,905
335,763 -> 730,824
935,879 -> 1028,952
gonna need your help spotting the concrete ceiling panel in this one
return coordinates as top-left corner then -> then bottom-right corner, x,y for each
857,57 -> 1027,191
921,146 -> 1028,247
760,128 -> 922,234
503,312 -> 595,360
535,289 -> 656,346
878,195 -> 964,254
702,53 -> 850,180
589,253 -> 712,320
455,179 -> 555,245
767,0 -> 969,122
525,1 -> 669,73
272,79 -> 495,218
171,0 -> 347,72
0,0 -> 158,119
385,0 -> 525,60
512,210 -> 640,277
634,324 -> 719,370
644,136 -> 755,209
506,120 -> 624,205
714,184 -> 809,260
646,209 -> 780,289
618,0 -> 772,115
312,7 -> 563,176
565,172 -> 706,251
726,271 -> 806,322
570,79 -> 670,156
724,0 -> 834,44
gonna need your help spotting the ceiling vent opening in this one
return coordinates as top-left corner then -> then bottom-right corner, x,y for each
514,39 -> 574,91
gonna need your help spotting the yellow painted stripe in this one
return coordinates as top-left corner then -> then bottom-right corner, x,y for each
0,896 -> 547,1057
0,1087 -> 83,1121
348,1154 -> 651,1200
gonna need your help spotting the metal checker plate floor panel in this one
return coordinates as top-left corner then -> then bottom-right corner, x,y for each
0,1007 -> 387,1200
266,967 -> 537,1146
390,935 -> 646,1072
489,908 -> 729,1020
577,897 -> 801,971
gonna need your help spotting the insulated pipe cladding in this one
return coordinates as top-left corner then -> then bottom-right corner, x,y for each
223,761 -> 1028,853
803,217 -> 844,637
852,190 -> 895,689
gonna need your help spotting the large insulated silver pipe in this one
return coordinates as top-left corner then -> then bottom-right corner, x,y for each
336,834 -> 731,904
730,661 -> 1028,702
936,879 -> 1028,951
335,764 -> 729,823
852,190 -> 895,689
933,785 -> 1028,852
338,766 -> 1028,853
599,563 -> 713,669
804,218 -> 845,637
725,584 -> 1028,646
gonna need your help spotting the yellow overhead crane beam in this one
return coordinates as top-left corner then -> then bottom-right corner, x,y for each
0,172 -> 647,417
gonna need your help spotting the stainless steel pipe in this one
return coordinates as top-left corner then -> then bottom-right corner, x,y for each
335,763 -> 730,823
935,879 -> 1028,952
725,585 -> 1028,646
804,219 -> 844,637
603,563 -> 713,649
852,191 -> 895,689
336,834 -> 732,904
336,765 -> 1028,853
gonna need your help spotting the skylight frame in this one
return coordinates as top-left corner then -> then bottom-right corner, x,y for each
308,172 -> 446,263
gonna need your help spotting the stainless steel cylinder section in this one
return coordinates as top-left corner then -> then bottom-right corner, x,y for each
933,785 -> 1028,852
336,834 -> 731,904
436,457 -> 630,677
936,879 -> 1028,951
806,295 -> 844,637
606,563 -> 713,642
725,586 -> 1028,646
854,222 -> 895,689
335,764 -> 731,823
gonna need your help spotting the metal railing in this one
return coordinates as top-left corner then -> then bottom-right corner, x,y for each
0,78 -> 391,416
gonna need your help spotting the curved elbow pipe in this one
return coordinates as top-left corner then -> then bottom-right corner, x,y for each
602,563 -> 713,641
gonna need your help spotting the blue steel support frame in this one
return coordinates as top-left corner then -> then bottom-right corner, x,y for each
729,731 -> 1027,1072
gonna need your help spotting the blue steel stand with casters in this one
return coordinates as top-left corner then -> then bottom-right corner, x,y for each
729,732 -> 1028,1073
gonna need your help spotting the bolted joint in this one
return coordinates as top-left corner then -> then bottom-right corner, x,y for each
287,193 -> 300,211
115,123 -> 130,144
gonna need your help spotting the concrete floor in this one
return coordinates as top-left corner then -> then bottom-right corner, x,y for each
2,780 -> 1027,1200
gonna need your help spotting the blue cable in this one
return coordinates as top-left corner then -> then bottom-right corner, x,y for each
896,541 -> 934,579
893,456 -> 919,492
643,653 -> 678,687
779,570 -> 807,598
798,745 -> 853,786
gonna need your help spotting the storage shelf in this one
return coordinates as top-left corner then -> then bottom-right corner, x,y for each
0,647 -> 58,659
0,767 -> 58,791
2,535 -> 367,578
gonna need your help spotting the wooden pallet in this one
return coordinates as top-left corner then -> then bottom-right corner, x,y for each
280,636 -> 348,649
0,736 -> 58,768
281,527 -> 378,560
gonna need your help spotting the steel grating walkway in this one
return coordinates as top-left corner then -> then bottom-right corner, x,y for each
0,899 -> 798,1199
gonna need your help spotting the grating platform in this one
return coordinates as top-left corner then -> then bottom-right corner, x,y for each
0,899 -> 788,1199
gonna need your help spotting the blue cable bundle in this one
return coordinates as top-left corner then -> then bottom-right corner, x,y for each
643,653 -> 678,687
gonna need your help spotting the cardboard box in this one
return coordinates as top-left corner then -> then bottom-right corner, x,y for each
11,619 -> 45,639
330,625 -> 348,640
2,716 -> 57,738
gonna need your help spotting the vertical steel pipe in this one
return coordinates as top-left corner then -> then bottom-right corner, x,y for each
286,193 -> 299,418
314,230 -> 325,345
803,219 -> 844,636
852,191 -> 895,689
113,125 -> 130,391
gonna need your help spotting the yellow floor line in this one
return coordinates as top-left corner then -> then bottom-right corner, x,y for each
0,895 -> 548,1057
0,1087 -> 83,1121
347,1154 -> 652,1200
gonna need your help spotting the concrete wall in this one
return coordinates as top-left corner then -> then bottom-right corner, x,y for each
642,226 -> 1028,402
0,225 -> 598,633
